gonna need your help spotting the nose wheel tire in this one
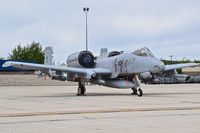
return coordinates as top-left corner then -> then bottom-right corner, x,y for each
131,88 -> 143,97
131,87 -> 137,95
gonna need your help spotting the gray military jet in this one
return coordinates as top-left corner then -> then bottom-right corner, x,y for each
3,47 -> 199,97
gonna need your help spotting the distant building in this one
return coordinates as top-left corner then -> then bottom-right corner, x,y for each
0,60 -> 21,71
0,60 -> 35,74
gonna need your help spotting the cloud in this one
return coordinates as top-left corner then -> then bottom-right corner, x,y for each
0,0 -> 200,62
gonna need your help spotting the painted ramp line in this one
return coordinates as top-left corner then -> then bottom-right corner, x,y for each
1,106 -> 200,118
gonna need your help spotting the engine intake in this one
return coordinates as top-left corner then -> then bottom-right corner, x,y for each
67,51 -> 95,68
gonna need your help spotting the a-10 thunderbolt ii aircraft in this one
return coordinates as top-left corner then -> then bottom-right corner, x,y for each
3,47 -> 199,97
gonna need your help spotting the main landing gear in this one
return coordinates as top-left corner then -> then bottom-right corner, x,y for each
77,82 -> 86,96
131,75 -> 143,97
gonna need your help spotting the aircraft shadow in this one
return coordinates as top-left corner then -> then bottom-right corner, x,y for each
28,93 -> 131,98
26,92 -> 200,98
145,92 -> 200,96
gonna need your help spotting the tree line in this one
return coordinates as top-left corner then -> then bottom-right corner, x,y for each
1,41 -> 44,64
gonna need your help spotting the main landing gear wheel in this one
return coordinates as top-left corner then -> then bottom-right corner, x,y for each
77,82 -> 86,96
137,88 -> 143,97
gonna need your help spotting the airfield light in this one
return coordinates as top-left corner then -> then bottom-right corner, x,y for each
83,7 -> 89,51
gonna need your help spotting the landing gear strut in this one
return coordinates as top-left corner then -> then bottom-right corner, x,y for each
131,75 -> 143,97
77,82 -> 86,96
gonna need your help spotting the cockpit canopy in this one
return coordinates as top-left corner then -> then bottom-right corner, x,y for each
133,47 -> 155,57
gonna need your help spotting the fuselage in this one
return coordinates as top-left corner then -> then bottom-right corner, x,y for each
95,52 -> 165,78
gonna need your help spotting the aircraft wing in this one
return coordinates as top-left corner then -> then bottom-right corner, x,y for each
164,63 -> 199,71
2,61 -> 111,79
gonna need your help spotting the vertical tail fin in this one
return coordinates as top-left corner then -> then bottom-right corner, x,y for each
97,48 -> 108,60
100,48 -> 108,57
43,47 -> 54,65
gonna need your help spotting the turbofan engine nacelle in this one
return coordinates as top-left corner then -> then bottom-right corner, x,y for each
67,51 -> 95,68
140,72 -> 152,79
51,75 -> 67,81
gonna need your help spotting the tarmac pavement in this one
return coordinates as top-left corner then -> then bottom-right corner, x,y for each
0,82 -> 200,133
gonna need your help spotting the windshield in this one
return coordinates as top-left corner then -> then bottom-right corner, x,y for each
133,47 -> 155,57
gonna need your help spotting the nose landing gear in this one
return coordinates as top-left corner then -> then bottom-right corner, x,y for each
131,87 -> 143,97
131,75 -> 143,97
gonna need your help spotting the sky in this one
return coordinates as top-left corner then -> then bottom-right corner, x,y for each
0,0 -> 200,63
